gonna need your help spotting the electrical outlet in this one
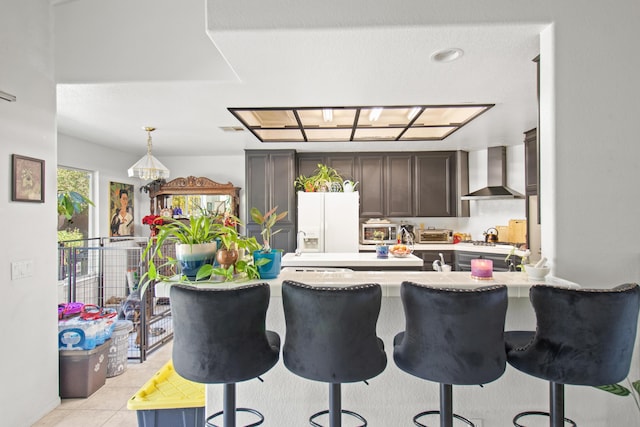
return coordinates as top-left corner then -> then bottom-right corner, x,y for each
11,260 -> 34,280
470,419 -> 483,427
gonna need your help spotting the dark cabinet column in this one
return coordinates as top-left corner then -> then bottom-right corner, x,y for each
524,128 -> 538,195
246,150 -> 296,253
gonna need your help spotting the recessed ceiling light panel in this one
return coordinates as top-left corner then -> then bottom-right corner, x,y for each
228,104 -> 493,143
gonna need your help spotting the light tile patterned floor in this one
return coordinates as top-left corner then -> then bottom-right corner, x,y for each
33,342 -> 173,427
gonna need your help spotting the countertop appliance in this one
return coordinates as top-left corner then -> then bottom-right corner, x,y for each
399,223 -> 415,244
416,228 -> 453,244
360,222 -> 399,244
297,192 -> 360,253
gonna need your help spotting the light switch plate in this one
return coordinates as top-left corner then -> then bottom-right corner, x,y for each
11,260 -> 34,280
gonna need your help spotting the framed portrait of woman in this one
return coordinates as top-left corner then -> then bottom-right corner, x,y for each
109,182 -> 134,236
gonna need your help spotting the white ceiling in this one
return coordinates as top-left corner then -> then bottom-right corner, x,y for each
54,0 -> 543,158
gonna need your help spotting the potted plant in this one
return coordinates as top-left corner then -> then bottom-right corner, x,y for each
294,174 -> 316,192
196,225 -> 267,282
250,206 -> 288,279
294,163 -> 343,192
141,213 -> 222,288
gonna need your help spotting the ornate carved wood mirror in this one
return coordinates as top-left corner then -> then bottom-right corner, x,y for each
146,176 -> 240,220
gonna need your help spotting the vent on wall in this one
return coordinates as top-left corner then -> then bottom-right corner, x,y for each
1,90 -> 16,102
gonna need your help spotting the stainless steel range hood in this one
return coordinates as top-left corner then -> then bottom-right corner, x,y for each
461,146 -> 524,200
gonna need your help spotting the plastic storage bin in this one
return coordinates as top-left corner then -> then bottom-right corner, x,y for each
59,340 -> 109,398
127,360 -> 205,427
107,320 -> 133,377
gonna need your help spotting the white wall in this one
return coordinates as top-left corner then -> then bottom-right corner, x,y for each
0,1 -> 60,425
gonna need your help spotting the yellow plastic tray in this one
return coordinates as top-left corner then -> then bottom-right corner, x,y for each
127,360 -> 205,410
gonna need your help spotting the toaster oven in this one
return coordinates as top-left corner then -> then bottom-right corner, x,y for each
360,223 -> 399,244
416,228 -> 453,244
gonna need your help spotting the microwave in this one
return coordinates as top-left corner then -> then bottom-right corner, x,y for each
361,223 -> 399,244
416,228 -> 453,244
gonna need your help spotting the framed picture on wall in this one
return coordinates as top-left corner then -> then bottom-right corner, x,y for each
109,182 -> 134,236
12,154 -> 45,203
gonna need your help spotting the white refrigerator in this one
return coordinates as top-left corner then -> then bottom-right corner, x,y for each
297,191 -> 360,253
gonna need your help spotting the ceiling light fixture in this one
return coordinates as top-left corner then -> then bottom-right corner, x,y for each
431,48 -> 464,63
127,126 -> 170,181
369,107 -> 383,122
322,108 -> 333,122
229,104 -> 494,143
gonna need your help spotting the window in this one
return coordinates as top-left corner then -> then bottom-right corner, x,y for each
57,167 -> 93,242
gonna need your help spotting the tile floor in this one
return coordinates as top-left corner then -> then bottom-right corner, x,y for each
33,342 -> 174,427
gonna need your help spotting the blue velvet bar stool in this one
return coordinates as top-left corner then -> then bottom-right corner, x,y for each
170,283 -> 281,427
393,281 -> 508,427
281,280 -> 387,427
505,283 -> 640,427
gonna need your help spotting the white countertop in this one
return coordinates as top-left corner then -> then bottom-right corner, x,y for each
282,252 -> 423,267
156,270 -> 577,299
359,242 -> 528,256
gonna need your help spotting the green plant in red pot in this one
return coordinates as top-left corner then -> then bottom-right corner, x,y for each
250,206 -> 288,279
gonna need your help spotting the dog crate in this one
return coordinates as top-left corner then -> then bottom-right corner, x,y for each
58,237 -> 174,362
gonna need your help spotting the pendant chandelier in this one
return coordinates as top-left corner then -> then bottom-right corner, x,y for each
127,126 -> 170,181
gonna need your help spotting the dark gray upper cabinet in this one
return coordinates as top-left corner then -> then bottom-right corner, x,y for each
356,155 -> 385,217
297,155 -> 325,178
297,154 -> 356,182
415,152 -> 457,217
385,154 -> 414,217
245,150 -> 296,252
298,150 -> 468,218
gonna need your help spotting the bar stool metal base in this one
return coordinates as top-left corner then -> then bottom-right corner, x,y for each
309,409 -> 367,427
413,410 -> 475,427
512,411 -> 576,427
206,408 -> 265,427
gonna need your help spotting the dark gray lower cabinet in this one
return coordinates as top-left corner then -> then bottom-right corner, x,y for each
414,250 -> 454,271
455,251 -> 521,272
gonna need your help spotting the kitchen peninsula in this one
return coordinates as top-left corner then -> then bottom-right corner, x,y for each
196,269 -> 577,426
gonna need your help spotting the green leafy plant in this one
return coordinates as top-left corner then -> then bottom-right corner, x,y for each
294,174 -> 316,192
139,214 -> 223,295
57,190 -> 94,221
195,224 -> 265,282
596,379 -> 640,414
505,247 -> 529,272
294,163 -> 343,192
250,206 -> 288,252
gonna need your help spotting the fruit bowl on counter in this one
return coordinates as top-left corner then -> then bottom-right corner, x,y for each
389,244 -> 413,258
